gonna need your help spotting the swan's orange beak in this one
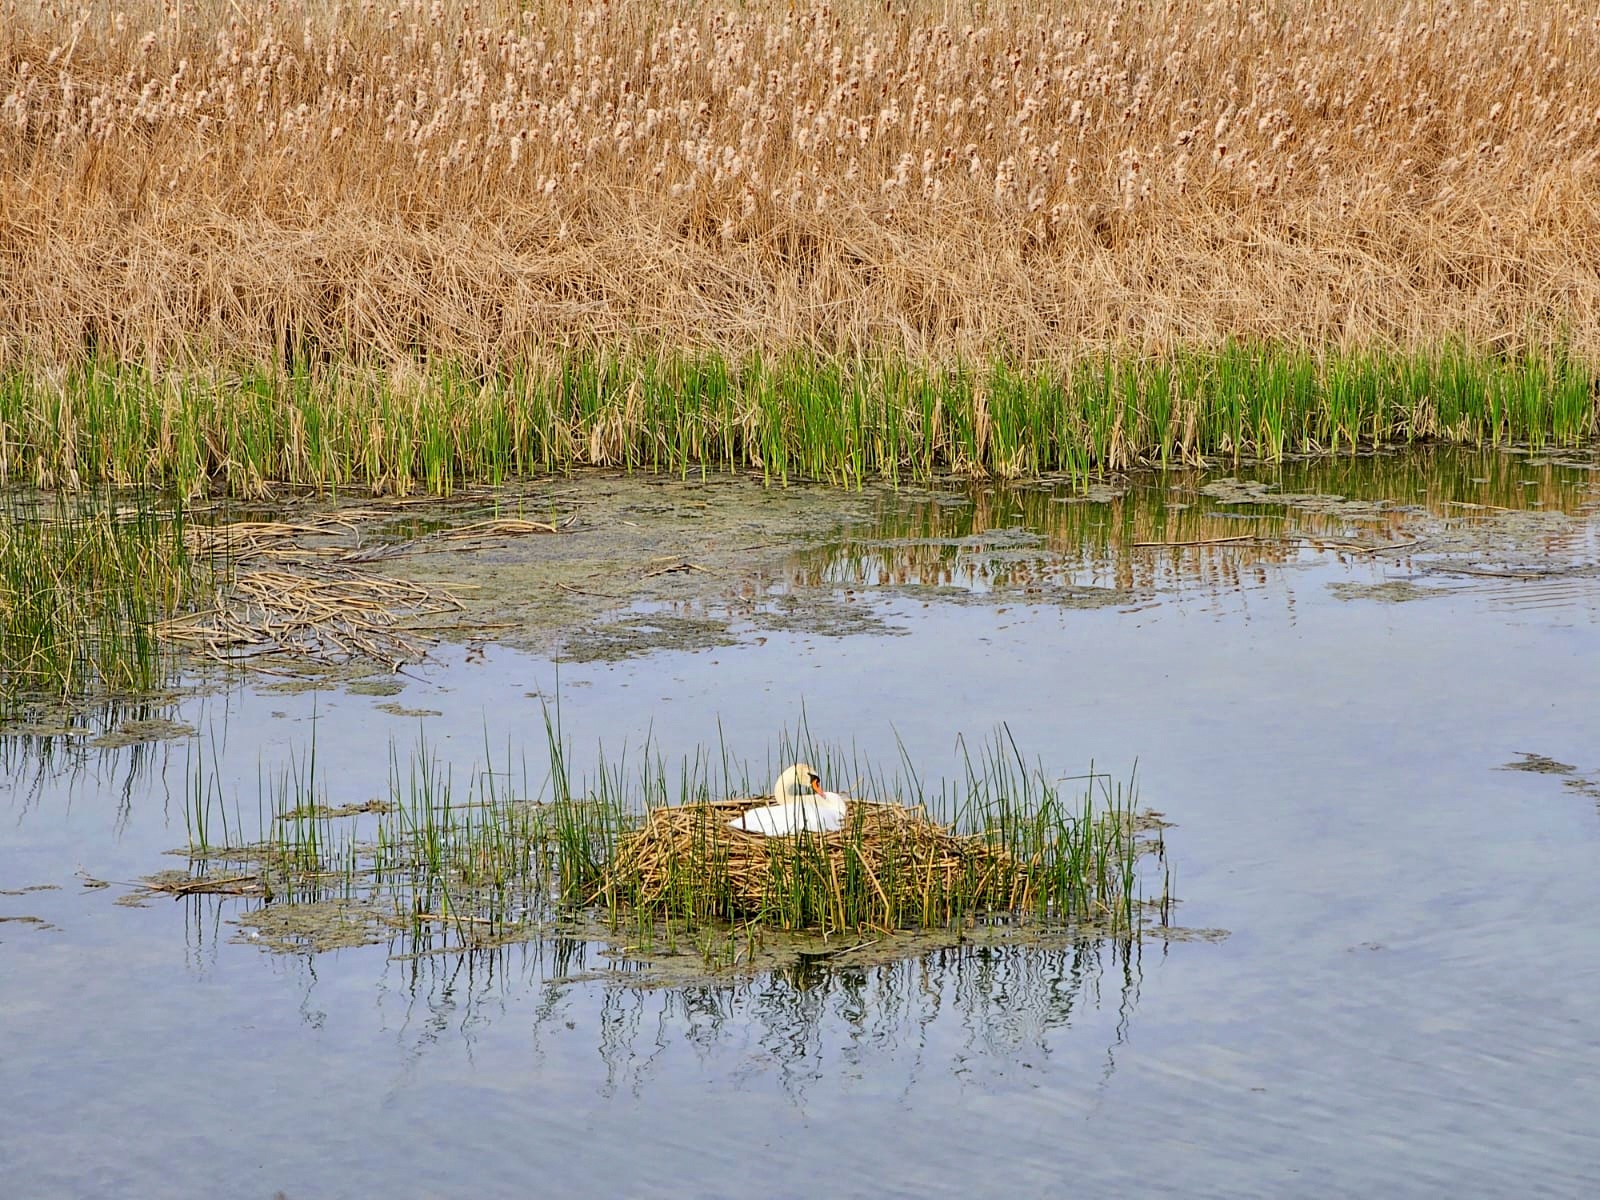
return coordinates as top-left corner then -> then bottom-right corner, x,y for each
810,775 -> 825,795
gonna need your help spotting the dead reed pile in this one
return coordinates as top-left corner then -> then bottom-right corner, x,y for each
3,0 -> 1600,366
160,509 -> 565,666
602,796 -> 1036,930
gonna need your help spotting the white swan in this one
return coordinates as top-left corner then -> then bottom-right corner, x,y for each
728,762 -> 850,836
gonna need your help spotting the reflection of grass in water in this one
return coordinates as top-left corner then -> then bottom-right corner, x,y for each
799,444 -> 1600,594
374,934 -> 1145,1076
180,716 -> 1158,949
5,346 -> 1593,496
0,496 -> 204,715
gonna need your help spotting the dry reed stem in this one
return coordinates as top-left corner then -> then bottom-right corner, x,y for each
605,795 -> 1021,922
166,513 -> 491,665
166,507 -> 573,667
3,0 -> 1599,367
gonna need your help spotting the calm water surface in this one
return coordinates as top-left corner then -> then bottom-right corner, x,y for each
4,449 -> 1599,1198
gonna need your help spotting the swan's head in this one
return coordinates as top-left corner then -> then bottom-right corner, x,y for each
774,762 -> 825,803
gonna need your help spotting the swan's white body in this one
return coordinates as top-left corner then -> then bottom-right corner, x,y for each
729,763 -> 849,836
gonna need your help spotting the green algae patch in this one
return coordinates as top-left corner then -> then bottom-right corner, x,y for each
375,703 -> 443,718
345,678 -> 405,697
1328,580 -> 1438,604
89,717 -> 196,749
1500,752 -> 1600,804
236,900 -> 412,954
1502,753 -> 1580,776
564,613 -> 743,663
0,914 -> 58,934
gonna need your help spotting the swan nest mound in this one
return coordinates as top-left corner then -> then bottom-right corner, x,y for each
600,797 -> 1026,924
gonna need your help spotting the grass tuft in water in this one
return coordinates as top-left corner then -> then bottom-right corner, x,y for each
0,494 -> 206,716
179,716 -> 1160,948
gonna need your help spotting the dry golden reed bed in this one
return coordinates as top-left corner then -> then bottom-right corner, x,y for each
3,0 -> 1599,368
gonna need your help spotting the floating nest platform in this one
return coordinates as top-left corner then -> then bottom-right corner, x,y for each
599,796 -> 1028,927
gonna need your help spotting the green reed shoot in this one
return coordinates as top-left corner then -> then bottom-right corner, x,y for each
0,494 -> 205,713
2,343 -> 1592,497
175,704 -> 1157,946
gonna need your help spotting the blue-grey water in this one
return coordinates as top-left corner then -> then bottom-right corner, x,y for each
4,450 -> 1599,1198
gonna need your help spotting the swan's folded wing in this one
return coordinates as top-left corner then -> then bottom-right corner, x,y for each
730,799 -> 836,835
729,803 -> 788,835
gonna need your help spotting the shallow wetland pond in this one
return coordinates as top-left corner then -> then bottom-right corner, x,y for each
4,446 -> 1600,1197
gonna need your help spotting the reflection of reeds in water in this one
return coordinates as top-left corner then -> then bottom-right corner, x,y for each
799,487 -> 1304,596
179,718 -> 1155,946
792,447 -> 1600,596
584,938 -> 1143,1095
0,697 -> 188,827
0,495 -> 204,715
173,891 -> 1143,1084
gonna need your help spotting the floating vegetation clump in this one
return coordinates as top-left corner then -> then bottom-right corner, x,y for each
605,799 -> 1019,929
171,721 -> 1162,954
159,512 -> 477,668
588,756 -> 1147,932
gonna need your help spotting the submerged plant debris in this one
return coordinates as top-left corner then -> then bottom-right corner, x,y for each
1500,752 -> 1600,803
160,508 -> 578,668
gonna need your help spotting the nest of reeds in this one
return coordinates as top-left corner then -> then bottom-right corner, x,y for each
599,796 -> 1027,929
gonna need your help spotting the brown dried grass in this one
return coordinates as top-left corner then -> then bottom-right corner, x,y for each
3,0 -> 1599,368
603,795 -> 1027,928
159,507 -> 567,665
